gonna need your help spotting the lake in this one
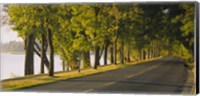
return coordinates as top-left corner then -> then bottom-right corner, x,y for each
0,53 -> 109,80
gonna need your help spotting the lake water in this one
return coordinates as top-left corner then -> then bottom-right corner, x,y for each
0,53 -> 109,80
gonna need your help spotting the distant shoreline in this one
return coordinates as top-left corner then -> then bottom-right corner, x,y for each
1,52 -> 25,54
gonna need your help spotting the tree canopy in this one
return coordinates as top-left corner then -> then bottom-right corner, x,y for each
6,3 -> 195,76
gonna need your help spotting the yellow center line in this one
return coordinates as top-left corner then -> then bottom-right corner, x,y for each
85,88 -> 94,92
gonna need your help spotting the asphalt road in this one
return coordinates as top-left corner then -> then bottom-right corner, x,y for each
17,56 -> 193,94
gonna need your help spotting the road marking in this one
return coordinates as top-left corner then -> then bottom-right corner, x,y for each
104,82 -> 115,87
127,74 -> 135,78
86,62 -> 164,92
85,88 -> 94,92
126,64 -> 161,79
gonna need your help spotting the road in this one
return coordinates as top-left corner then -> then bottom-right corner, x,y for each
17,56 -> 194,94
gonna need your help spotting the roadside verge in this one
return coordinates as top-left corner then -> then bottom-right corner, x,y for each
1,57 -> 162,91
181,68 -> 195,95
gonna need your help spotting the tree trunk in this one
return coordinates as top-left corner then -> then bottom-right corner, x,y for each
47,28 -> 54,76
62,61 -> 65,71
104,42 -> 109,65
120,41 -> 124,64
143,49 -> 146,60
152,42 -> 155,58
114,40 -> 117,64
151,49 -> 154,58
83,51 -> 90,68
110,46 -> 114,64
40,34 -> 45,74
127,43 -> 131,62
94,46 -> 100,69
93,6 -> 100,69
33,43 -> 50,71
24,34 -> 35,75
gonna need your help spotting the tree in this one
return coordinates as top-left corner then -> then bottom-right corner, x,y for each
9,5 -> 37,75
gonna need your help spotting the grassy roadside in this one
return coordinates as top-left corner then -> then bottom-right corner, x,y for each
181,68 -> 195,95
1,57 -> 162,91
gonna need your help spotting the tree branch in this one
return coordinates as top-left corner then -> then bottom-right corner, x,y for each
34,41 -> 41,51
34,48 -> 50,70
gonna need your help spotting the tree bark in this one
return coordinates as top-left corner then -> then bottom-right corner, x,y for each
152,41 -> 155,58
34,48 -> 50,70
127,43 -> 131,62
120,40 -> 124,64
110,46 -> 114,64
24,34 -> 35,75
93,6 -> 100,69
47,28 -> 54,76
94,46 -> 100,69
143,49 -> 146,60
104,42 -> 109,65
152,49 -> 154,58
62,61 -> 65,71
114,39 -> 118,64
40,34 -> 45,74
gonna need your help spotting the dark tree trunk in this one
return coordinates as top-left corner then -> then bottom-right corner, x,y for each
114,40 -> 117,64
154,48 -> 157,57
40,34 -> 45,74
151,42 -> 153,58
47,28 -> 54,76
93,6 -> 100,69
104,42 -> 109,65
152,42 -> 155,58
110,46 -> 114,64
94,46 -> 100,69
62,61 -> 65,71
143,50 -> 146,60
120,41 -> 124,64
154,41 -> 157,57
127,43 -> 131,62
83,51 -> 90,68
34,41 -> 50,71
34,48 -> 50,71
24,34 -> 35,75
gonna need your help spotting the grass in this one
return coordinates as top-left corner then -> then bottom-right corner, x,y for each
1,57 -> 162,91
187,63 -> 194,69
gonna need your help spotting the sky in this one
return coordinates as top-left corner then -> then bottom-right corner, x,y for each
0,4 -> 23,44
1,25 -> 23,44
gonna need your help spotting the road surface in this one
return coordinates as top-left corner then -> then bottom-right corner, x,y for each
17,56 -> 194,94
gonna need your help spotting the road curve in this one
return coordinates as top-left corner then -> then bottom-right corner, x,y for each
17,56 -> 193,94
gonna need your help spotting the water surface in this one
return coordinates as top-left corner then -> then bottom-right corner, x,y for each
0,53 -> 109,80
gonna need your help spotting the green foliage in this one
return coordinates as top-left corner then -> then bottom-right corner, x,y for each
7,3 -> 195,70
171,41 -> 193,62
